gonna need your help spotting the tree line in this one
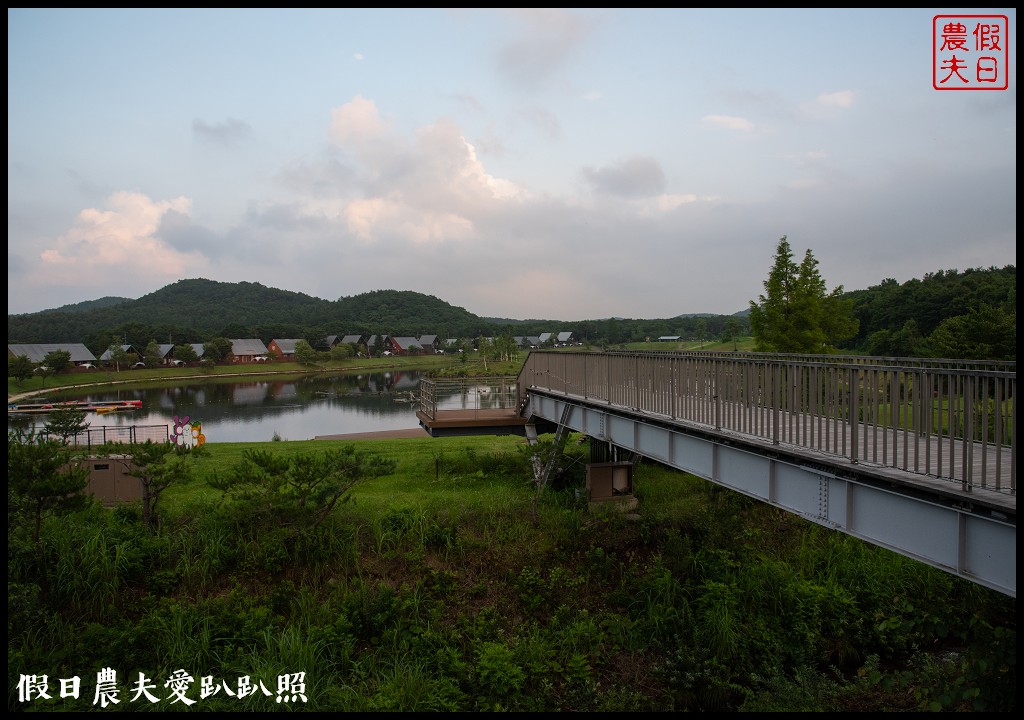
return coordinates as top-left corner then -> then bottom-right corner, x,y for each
8,250 -> 1016,361
747,237 -> 1014,360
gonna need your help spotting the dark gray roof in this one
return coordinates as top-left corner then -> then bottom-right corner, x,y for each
270,339 -> 303,355
98,344 -> 136,361
230,339 -> 269,356
9,343 -> 97,364
390,337 -> 421,351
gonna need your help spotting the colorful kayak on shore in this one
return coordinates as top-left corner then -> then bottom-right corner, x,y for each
8,399 -> 142,415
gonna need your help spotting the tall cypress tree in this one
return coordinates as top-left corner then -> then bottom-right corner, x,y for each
749,236 -> 858,353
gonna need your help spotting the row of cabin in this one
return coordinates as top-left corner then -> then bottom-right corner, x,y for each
8,331 -> 580,368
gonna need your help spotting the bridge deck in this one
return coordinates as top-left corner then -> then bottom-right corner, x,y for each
651,398 -> 1016,513
419,398 -> 1015,516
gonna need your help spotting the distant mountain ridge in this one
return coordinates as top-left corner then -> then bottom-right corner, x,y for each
11,266 -> 1011,350
8,279 -> 496,344
52,296 -> 134,313
11,278 -> 752,345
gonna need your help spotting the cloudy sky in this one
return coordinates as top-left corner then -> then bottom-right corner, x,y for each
8,8 -> 1016,320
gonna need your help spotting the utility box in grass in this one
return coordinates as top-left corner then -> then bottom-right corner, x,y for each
67,456 -> 142,506
586,461 -> 634,502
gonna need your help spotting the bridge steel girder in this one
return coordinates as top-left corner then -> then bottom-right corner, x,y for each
525,391 -> 1016,599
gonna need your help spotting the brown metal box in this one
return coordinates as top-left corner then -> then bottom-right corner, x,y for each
69,456 -> 142,506
586,461 -> 634,501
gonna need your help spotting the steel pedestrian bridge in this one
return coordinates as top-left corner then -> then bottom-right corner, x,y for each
419,350 -> 1016,598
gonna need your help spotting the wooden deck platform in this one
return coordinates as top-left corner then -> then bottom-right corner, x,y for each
416,408 -> 529,437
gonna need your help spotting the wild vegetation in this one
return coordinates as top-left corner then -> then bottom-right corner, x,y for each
8,430 -> 1016,712
846,266 -> 1016,359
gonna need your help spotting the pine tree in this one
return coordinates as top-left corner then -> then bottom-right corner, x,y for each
44,406 -> 90,444
749,236 -> 858,353
8,431 -> 91,546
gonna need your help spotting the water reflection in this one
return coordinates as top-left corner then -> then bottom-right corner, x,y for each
9,371 -> 435,444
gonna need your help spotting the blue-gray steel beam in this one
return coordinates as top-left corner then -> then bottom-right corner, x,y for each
526,391 -> 1015,598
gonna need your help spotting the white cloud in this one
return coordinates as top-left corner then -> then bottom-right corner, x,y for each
32,191 -> 208,294
343,197 -> 475,245
799,90 -> 855,119
702,115 -> 755,131
303,101 -> 528,248
654,193 -> 705,212
817,90 -> 854,108
329,95 -> 392,146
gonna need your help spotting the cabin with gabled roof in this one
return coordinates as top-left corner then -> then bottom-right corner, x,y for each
268,339 -> 303,360
390,337 -> 424,355
230,339 -> 270,363
417,335 -> 441,353
9,343 -> 97,366
98,344 -> 140,363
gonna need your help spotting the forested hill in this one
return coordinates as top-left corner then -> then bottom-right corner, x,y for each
7,279 -> 492,346
8,266 -> 1017,359
52,296 -> 135,313
842,265 -> 1016,356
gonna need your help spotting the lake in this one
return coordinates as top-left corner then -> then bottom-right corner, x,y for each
8,370 -> 443,443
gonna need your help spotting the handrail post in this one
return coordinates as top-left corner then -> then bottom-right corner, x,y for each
671,356 -> 677,420
714,360 -> 721,430
772,362 -> 780,445
634,353 -> 639,410
850,367 -> 860,464
963,374 -> 973,492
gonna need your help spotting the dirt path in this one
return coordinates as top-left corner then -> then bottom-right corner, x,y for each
8,388 -> 55,404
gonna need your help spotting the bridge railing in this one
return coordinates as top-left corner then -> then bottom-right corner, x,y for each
518,351 -> 1015,495
611,349 -> 1016,373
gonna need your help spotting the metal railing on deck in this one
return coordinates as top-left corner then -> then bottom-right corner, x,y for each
418,377 -> 520,421
518,351 -> 1015,495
